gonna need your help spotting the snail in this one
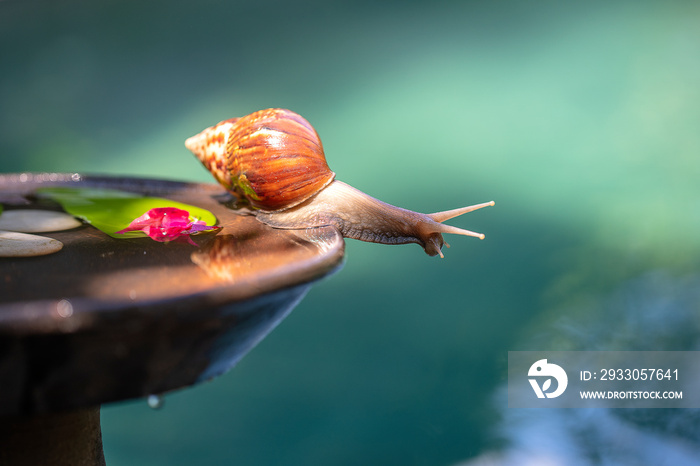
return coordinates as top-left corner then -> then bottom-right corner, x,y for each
185,108 -> 493,257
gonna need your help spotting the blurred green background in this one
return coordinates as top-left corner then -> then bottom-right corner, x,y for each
2,0 -> 700,464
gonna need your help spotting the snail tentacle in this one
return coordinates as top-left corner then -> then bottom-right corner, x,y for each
429,201 -> 496,223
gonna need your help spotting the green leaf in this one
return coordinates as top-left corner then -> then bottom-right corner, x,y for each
36,187 -> 218,239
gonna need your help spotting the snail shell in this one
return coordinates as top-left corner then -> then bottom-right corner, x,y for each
186,108 -> 493,257
186,109 -> 335,211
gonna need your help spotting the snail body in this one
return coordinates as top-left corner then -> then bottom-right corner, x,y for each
185,108 -> 493,257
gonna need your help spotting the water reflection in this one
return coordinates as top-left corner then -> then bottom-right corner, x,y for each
460,272 -> 700,466
287,227 -> 342,256
191,227 -> 343,282
191,235 -> 243,281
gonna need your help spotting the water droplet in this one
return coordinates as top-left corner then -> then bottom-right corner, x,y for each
56,299 -> 74,318
147,394 -> 164,410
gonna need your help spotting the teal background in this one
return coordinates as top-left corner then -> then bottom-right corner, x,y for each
2,1 -> 700,464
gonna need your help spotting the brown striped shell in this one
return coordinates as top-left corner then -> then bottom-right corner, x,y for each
186,108 -> 335,212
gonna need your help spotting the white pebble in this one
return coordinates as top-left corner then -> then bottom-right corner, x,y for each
0,209 -> 81,233
0,230 -> 64,257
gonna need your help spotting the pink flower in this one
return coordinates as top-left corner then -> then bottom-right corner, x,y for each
116,207 -> 220,245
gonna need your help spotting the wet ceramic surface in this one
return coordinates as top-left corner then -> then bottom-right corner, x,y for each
0,173 -> 345,416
